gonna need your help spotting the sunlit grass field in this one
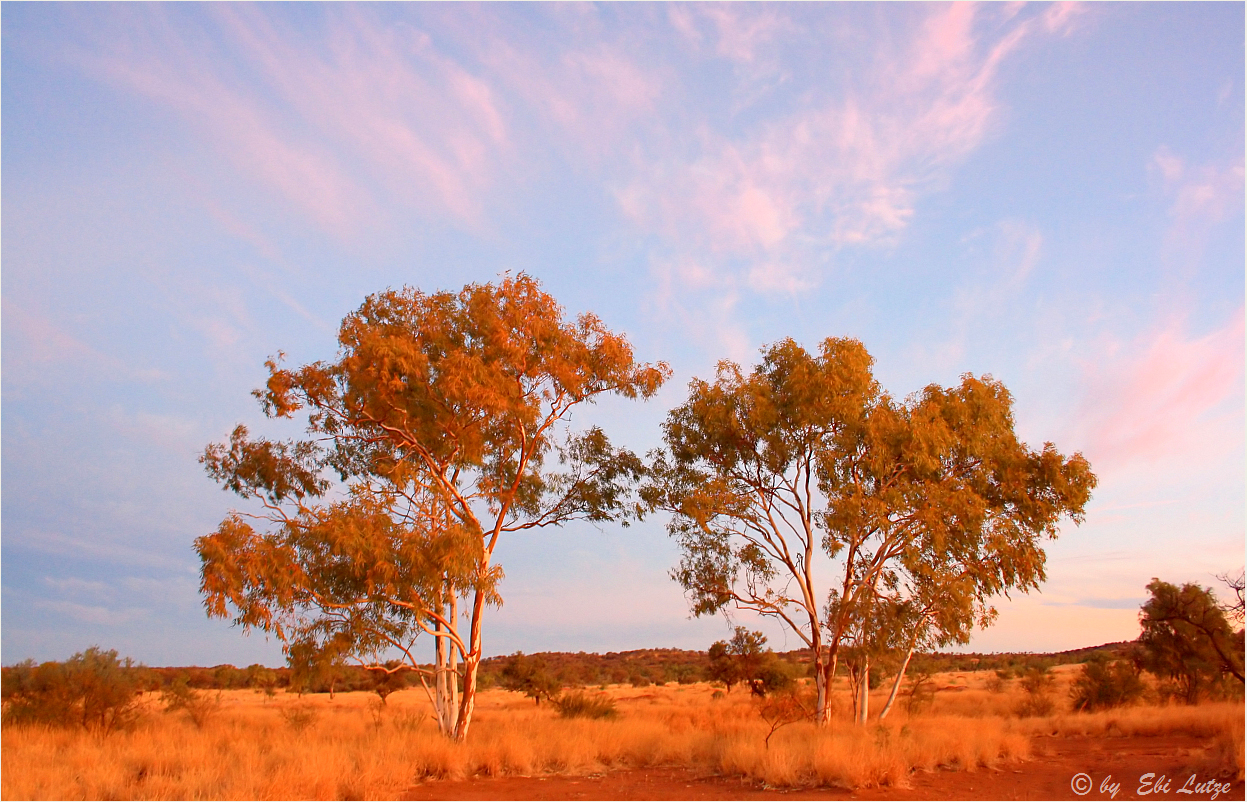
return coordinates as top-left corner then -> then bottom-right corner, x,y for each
3,666 -> 1242,800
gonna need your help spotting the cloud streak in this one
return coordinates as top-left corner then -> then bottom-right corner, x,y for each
76,5 -> 515,238
625,5 -> 1064,263
1072,310 -> 1244,469
622,4 -> 1079,358
1151,147 -> 1246,281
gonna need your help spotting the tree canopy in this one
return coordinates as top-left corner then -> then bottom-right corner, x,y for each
197,274 -> 668,741
1138,578 -> 1244,702
644,337 -> 1096,723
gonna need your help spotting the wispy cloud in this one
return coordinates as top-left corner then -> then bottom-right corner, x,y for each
1151,147 -> 1245,281
75,5 -> 514,238
621,4 -> 1080,358
12,530 -> 190,572
1072,309 -> 1244,469
35,599 -> 151,627
1,301 -> 166,385
626,5 -> 1058,258
43,577 -> 112,596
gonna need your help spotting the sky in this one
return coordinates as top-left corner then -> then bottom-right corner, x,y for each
2,2 -> 1243,669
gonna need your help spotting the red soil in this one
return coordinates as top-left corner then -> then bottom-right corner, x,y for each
404,733 -> 1244,801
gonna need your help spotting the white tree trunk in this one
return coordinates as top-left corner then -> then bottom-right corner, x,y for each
857,657 -> 870,724
877,646 -> 914,721
452,586 -> 487,742
448,594 -> 459,733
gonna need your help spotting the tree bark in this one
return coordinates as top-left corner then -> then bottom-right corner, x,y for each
877,645 -> 914,721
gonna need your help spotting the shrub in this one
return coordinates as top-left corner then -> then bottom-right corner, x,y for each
674,665 -> 701,685
161,677 -> 221,728
906,664 -> 936,716
552,691 -> 618,720
749,657 -> 795,697
1,647 -> 143,734
500,653 -> 561,705
1015,666 -> 1056,717
280,703 -> 319,732
756,685 -> 813,748
1071,657 -> 1147,712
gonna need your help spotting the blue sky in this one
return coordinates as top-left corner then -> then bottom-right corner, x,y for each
3,2 -> 1243,667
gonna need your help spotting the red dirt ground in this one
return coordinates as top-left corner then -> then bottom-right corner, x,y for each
404,733 -> 1244,801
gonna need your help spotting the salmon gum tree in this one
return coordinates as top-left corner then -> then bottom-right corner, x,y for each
197,274 -> 668,742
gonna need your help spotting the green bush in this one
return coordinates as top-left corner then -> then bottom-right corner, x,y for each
1,647 -> 143,733
748,656 -> 795,697
552,691 -> 618,720
500,653 -> 561,704
1071,656 -> 1147,712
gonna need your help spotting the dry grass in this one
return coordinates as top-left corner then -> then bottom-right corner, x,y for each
2,668 -> 1241,800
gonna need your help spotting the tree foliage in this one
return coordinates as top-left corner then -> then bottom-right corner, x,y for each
1217,569 -> 1245,625
196,274 -> 667,741
644,337 -> 1095,724
367,660 -> 411,705
1138,578 -> 1245,703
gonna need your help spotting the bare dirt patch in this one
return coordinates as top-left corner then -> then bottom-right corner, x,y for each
404,733 -> 1245,801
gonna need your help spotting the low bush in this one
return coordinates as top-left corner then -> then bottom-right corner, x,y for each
1015,667 -> 1056,717
1070,657 -> 1147,712
161,677 -> 221,728
280,703 -> 320,732
756,685 -> 813,747
552,691 -> 618,720
1,647 -> 143,734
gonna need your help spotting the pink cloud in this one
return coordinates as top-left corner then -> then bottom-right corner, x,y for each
3,302 -> 148,376
620,2 -> 1066,311
665,4 -> 791,67
1073,310 -> 1245,469
76,6 -> 516,238
1042,2 -> 1089,36
1151,148 -> 1245,277
700,5 -> 789,65
461,24 -> 665,166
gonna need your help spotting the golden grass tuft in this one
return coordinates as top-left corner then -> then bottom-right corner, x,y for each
2,669 -> 1241,800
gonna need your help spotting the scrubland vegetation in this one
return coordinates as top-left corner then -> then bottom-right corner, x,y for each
3,662 -> 1242,801
7,279 -> 1239,800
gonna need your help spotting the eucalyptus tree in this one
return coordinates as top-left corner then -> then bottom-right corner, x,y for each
645,337 -> 1095,724
197,274 -> 667,741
